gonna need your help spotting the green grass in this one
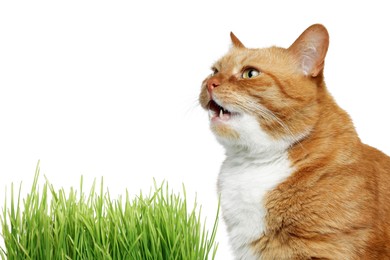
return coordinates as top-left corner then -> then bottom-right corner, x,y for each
0,164 -> 219,259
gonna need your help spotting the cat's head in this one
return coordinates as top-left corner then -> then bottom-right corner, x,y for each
199,24 -> 329,154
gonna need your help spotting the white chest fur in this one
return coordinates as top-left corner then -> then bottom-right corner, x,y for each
218,151 -> 293,259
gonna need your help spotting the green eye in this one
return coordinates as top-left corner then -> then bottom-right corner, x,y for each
242,68 -> 260,79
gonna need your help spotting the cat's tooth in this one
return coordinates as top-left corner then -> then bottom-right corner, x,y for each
219,109 -> 223,118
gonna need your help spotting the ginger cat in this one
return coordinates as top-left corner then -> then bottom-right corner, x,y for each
199,24 -> 390,259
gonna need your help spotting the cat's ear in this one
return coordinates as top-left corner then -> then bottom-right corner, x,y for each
288,24 -> 329,77
230,32 -> 245,48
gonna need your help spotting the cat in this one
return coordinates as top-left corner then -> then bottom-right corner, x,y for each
199,24 -> 390,259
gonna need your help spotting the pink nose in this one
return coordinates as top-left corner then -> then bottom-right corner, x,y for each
207,78 -> 220,94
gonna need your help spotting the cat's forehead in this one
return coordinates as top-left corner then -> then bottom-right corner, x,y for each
215,49 -> 251,73
214,47 -> 291,74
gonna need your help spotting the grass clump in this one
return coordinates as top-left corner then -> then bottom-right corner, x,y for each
0,165 -> 219,259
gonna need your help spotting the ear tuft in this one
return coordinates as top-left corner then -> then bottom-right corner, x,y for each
230,32 -> 245,48
288,24 -> 329,77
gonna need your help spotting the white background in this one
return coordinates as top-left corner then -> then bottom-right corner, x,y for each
1,1 -> 390,259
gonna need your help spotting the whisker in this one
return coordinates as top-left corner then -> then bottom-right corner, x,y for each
235,95 -> 307,150
261,109 -> 307,150
183,97 -> 203,118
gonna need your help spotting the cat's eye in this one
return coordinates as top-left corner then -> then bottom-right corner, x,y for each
242,68 -> 260,79
211,67 -> 219,76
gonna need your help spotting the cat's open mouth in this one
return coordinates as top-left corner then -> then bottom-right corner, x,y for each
207,100 -> 238,121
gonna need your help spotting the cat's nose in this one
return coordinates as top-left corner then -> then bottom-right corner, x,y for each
207,78 -> 220,93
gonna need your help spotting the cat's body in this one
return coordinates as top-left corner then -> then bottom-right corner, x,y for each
199,24 -> 390,259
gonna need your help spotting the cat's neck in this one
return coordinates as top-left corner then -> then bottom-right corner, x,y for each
222,134 -> 295,170
224,145 -> 288,165
290,84 -> 361,167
